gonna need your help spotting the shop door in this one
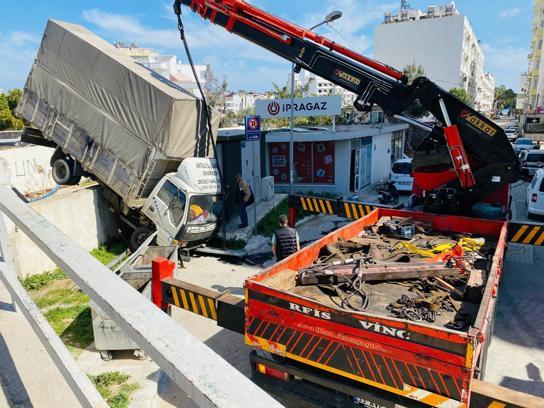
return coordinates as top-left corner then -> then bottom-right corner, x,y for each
350,148 -> 361,191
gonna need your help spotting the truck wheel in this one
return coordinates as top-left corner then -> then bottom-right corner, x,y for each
52,157 -> 82,185
130,227 -> 154,251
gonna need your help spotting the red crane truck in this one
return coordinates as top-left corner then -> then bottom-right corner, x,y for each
148,1 -> 541,407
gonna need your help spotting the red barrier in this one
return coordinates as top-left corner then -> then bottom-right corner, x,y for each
152,257 -> 175,311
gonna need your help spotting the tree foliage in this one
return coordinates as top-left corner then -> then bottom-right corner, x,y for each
449,87 -> 472,106
403,63 -> 425,85
402,64 -> 427,117
494,85 -> 517,110
0,89 -> 24,131
202,65 -> 228,110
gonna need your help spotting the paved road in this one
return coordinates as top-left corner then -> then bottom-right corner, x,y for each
485,244 -> 544,398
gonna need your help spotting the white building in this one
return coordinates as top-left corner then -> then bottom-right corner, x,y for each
525,1 -> 544,111
114,43 -> 209,97
305,72 -> 357,108
224,91 -> 270,114
375,2 -> 494,113
478,73 -> 496,114
264,124 -> 408,195
517,73 -> 529,111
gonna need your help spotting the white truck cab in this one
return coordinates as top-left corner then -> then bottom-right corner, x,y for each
142,158 -> 222,246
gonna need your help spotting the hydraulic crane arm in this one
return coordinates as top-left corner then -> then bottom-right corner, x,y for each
175,0 -> 521,213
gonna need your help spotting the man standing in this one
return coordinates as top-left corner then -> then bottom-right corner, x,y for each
272,215 -> 300,261
235,174 -> 254,228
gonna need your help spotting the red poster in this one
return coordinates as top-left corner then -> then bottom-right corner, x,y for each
313,142 -> 335,184
269,142 -> 290,184
293,142 -> 312,183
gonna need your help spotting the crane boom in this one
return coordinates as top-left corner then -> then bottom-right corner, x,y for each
175,0 -> 521,214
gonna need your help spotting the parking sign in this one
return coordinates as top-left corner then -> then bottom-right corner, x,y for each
245,115 -> 261,141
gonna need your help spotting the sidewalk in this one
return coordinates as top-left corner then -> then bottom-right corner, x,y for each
0,280 -> 81,408
225,194 -> 287,242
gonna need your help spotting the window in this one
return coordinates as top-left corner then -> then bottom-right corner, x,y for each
526,153 -> 544,162
268,141 -> 335,185
156,180 -> 186,226
391,131 -> 404,161
392,161 -> 412,175
540,177 -> 544,193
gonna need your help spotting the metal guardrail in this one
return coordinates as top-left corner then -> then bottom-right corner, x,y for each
0,215 -> 108,407
0,185 -> 281,408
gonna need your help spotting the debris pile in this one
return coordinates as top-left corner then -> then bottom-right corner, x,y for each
289,216 -> 494,330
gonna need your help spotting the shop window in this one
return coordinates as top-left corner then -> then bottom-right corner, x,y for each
268,141 -> 335,185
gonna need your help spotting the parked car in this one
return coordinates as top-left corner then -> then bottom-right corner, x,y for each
519,149 -> 544,178
504,127 -> 518,141
514,138 -> 539,154
527,168 -> 544,218
390,158 -> 413,192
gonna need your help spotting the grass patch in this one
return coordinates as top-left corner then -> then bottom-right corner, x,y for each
24,240 -> 128,354
35,287 -> 89,308
256,198 -> 289,237
44,304 -> 93,350
20,268 -> 66,291
91,240 -> 128,265
88,371 -> 139,408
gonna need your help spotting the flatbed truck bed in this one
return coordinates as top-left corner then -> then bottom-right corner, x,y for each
153,233 -> 544,407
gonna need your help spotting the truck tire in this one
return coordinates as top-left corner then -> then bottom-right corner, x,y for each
130,227 -> 155,251
52,157 -> 82,185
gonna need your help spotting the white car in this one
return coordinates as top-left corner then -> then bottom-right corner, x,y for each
519,149 -> 544,177
504,127 -> 518,141
390,158 -> 413,192
514,138 -> 539,154
527,168 -> 544,218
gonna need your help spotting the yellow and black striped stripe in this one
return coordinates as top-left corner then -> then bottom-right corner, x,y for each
342,202 -> 374,220
298,196 -> 335,215
296,195 -> 374,219
162,278 -> 218,320
508,223 -> 544,246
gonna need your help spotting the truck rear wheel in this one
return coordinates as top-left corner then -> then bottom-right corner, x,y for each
52,157 -> 82,186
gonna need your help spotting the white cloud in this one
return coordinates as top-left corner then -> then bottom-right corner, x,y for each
0,31 -> 39,91
482,43 -> 528,89
304,0 -> 396,52
499,8 -> 520,19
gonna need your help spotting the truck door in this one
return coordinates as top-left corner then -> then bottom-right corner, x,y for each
146,180 -> 187,246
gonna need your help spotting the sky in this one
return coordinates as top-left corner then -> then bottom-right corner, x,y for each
0,0 -> 533,93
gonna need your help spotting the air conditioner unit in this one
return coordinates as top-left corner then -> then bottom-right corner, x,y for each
261,176 -> 275,201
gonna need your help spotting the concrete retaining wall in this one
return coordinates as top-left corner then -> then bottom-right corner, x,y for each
0,145 -> 56,195
5,185 -> 119,277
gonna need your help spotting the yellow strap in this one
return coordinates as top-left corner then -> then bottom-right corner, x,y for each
400,237 -> 485,258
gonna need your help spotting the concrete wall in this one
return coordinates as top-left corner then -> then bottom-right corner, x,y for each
5,185 -> 119,277
0,145 -> 56,196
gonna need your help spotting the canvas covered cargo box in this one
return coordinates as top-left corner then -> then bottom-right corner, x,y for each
245,209 -> 507,407
17,19 -> 219,205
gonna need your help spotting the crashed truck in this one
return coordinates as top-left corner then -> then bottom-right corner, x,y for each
16,20 -> 222,249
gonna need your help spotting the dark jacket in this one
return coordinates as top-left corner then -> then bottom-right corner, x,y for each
274,226 -> 298,261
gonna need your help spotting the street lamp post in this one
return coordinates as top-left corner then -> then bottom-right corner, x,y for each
289,10 -> 342,195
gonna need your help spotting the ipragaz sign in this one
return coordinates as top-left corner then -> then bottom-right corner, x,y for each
255,95 -> 342,119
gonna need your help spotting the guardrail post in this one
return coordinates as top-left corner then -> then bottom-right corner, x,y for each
152,257 -> 175,311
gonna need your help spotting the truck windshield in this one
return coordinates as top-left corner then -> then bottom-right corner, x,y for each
187,195 -> 222,225
157,180 -> 186,227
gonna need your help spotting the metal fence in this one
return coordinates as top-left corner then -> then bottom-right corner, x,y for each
0,185 -> 280,408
